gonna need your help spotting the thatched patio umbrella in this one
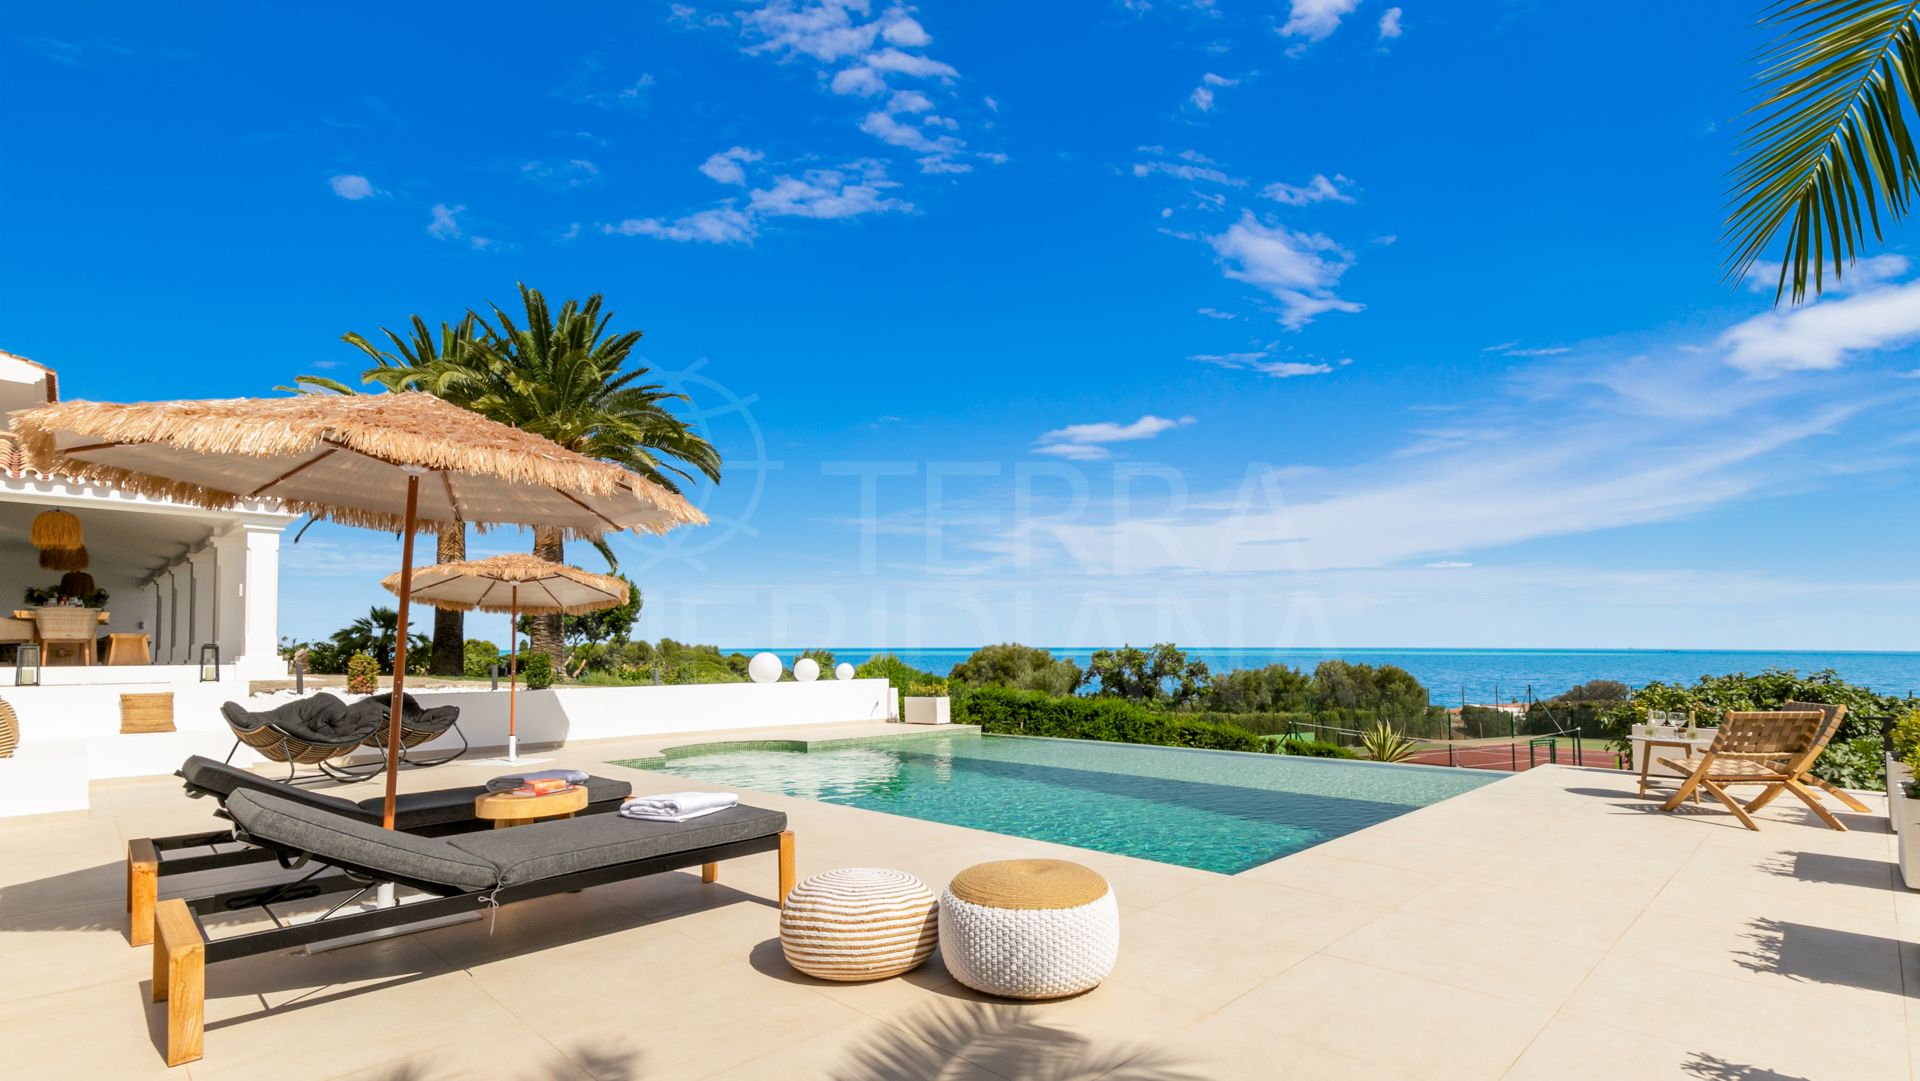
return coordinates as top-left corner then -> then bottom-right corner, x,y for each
381,553 -> 627,764
12,393 -> 703,827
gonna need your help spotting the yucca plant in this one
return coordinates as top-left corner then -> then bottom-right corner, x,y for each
1726,1 -> 1920,302
1361,722 -> 1421,764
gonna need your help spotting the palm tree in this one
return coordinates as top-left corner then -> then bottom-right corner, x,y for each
1726,2 -> 1920,302
330,605 -> 427,673
464,285 -> 721,666
293,316 -> 494,675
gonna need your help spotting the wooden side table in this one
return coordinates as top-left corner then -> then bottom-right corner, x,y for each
473,785 -> 588,828
1633,736 -> 1709,801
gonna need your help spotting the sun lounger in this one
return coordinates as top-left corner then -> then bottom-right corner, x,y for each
1658,711 -> 1827,830
148,788 -> 793,1067
126,756 -> 633,946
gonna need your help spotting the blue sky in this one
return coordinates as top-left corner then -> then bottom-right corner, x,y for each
5,1 -> 1919,652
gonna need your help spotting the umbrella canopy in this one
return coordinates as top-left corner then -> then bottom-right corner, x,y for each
11,392 -> 704,826
10,393 -> 705,538
379,554 -> 628,615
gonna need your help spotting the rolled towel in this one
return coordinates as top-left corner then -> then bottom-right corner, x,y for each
485,768 -> 589,793
620,791 -> 737,821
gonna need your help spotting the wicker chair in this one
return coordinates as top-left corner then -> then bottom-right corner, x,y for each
0,696 -> 17,758
1658,711 -> 1829,830
220,694 -> 385,782
1743,700 -> 1875,817
351,693 -> 466,767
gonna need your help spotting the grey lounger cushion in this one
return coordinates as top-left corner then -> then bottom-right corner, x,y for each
353,775 -> 634,827
178,755 -> 375,821
342,692 -> 462,736
448,806 -> 788,886
221,694 -> 385,745
225,789 -> 499,891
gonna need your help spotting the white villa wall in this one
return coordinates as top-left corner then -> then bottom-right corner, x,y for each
0,677 -> 902,818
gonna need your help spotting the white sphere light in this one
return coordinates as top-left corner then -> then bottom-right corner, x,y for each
748,652 -> 783,684
835,662 -> 855,681
793,657 -> 820,683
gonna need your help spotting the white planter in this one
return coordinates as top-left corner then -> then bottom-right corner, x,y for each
1889,756 -> 1911,837
1899,795 -> 1920,891
905,696 -> 951,725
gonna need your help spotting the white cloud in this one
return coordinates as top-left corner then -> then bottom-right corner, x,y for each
1281,0 -> 1362,41
1198,307 -> 1236,320
1378,6 -> 1404,40
1132,148 -> 1244,186
1261,173 -> 1354,205
1202,72 -> 1238,87
1744,253 -> 1910,295
699,146 -> 764,185
605,206 -> 757,244
1719,274 -> 1920,375
329,174 -> 382,200
427,203 -> 463,240
517,158 -> 600,189
1426,561 -> 1473,569
1036,414 -> 1196,460
1207,212 -> 1362,328
860,111 -> 967,167
1192,350 -> 1345,378
1189,86 -> 1216,111
748,166 -> 911,218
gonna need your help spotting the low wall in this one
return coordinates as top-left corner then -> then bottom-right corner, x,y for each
0,677 -> 900,817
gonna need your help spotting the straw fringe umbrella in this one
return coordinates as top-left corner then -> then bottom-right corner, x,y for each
13,392 -> 703,827
381,554 -> 628,763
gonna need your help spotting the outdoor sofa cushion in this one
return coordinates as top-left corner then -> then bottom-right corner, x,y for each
343,692 -> 462,736
220,694 -> 384,745
178,755 -> 374,821
446,805 -> 788,886
352,775 -> 634,827
225,789 -> 499,891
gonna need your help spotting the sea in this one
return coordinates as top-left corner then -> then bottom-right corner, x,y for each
789,648 -> 1920,702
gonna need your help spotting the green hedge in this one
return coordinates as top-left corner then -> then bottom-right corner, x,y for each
955,686 -> 1262,752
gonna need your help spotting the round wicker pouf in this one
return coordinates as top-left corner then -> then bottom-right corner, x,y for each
779,868 -> 939,982
938,859 -> 1118,1000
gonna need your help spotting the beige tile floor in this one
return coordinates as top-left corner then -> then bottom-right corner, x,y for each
0,721 -> 1912,1080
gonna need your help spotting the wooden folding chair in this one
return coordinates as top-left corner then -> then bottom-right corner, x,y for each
1659,711 -> 1829,831
1738,701 -> 1872,817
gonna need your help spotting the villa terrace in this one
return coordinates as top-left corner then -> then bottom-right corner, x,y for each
1,720 -> 1910,1081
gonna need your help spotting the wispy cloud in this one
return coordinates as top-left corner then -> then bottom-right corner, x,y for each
1036,415 -> 1196,460
426,204 -> 497,250
1187,72 -> 1238,112
1132,147 -> 1244,187
328,174 -> 385,200
1280,0 -> 1362,43
1262,173 -> 1354,206
1378,7 -> 1404,40
1207,212 -> 1362,328
1193,348 -> 1349,378
516,159 -> 600,190
1720,264 -> 1920,376
606,207 -> 757,244
699,146 -> 765,185
555,55 -> 655,109
607,158 -> 909,244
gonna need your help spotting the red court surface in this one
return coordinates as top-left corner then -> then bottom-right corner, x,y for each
1403,742 -> 1625,772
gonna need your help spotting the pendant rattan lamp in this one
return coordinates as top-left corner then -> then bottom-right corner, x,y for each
382,554 -> 627,764
29,509 -> 82,549
11,392 -> 704,828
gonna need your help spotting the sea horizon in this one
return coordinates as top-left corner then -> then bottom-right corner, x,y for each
726,646 -> 1920,700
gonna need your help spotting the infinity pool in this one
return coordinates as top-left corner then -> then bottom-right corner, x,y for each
629,733 -> 1500,873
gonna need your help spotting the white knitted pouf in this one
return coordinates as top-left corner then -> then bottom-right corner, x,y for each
780,868 -> 939,981
938,859 -> 1118,999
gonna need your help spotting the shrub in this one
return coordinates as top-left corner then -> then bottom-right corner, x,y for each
1814,736 -> 1886,791
1891,709 -> 1920,769
1360,723 -> 1421,763
1275,736 -> 1360,759
955,685 -> 1261,753
1460,705 -> 1518,739
521,650 -> 555,690
345,653 -> 379,695
855,653 -> 946,697
949,644 -> 1082,697
463,639 -> 501,678
1181,711 -> 1317,737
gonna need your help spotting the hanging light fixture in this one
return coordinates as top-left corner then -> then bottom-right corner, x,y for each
39,545 -> 89,571
58,571 -> 96,599
29,509 -> 82,549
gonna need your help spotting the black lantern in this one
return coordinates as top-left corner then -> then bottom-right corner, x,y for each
15,644 -> 40,687
199,643 -> 220,682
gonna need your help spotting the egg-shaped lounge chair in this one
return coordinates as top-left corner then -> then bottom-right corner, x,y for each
220,694 -> 384,782
348,692 -> 467,767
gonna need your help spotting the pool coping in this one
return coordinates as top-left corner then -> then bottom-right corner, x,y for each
611,724 -> 985,768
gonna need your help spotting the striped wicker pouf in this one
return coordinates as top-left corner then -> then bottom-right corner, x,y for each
779,868 -> 939,981
938,859 -> 1118,1000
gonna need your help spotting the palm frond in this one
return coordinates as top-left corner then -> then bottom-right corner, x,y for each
1726,0 -> 1920,302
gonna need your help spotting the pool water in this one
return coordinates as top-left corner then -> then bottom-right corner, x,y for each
636,733 -> 1500,874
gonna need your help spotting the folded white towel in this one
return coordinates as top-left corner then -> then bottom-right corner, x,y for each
620,791 -> 737,819
486,768 -> 589,793
619,804 -> 733,823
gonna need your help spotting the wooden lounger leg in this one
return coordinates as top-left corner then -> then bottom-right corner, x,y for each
1812,775 -> 1872,813
1782,779 -> 1848,831
777,830 -> 795,908
1699,778 -> 1759,831
151,899 -> 204,1067
128,839 -> 158,947
701,862 -> 718,884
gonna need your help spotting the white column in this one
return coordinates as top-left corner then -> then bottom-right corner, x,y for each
188,544 -> 217,669
232,521 -> 284,680
165,571 -> 180,664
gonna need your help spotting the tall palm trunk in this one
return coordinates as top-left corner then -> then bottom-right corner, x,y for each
528,526 -> 566,672
428,524 -> 466,675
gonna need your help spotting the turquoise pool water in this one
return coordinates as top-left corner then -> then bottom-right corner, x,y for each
637,733 -> 1501,874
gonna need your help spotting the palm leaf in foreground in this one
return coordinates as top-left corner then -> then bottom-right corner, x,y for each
1725,0 -> 1920,302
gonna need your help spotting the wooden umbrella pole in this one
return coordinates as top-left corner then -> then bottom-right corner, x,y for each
507,585 -> 519,762
381,473 -> 422,830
